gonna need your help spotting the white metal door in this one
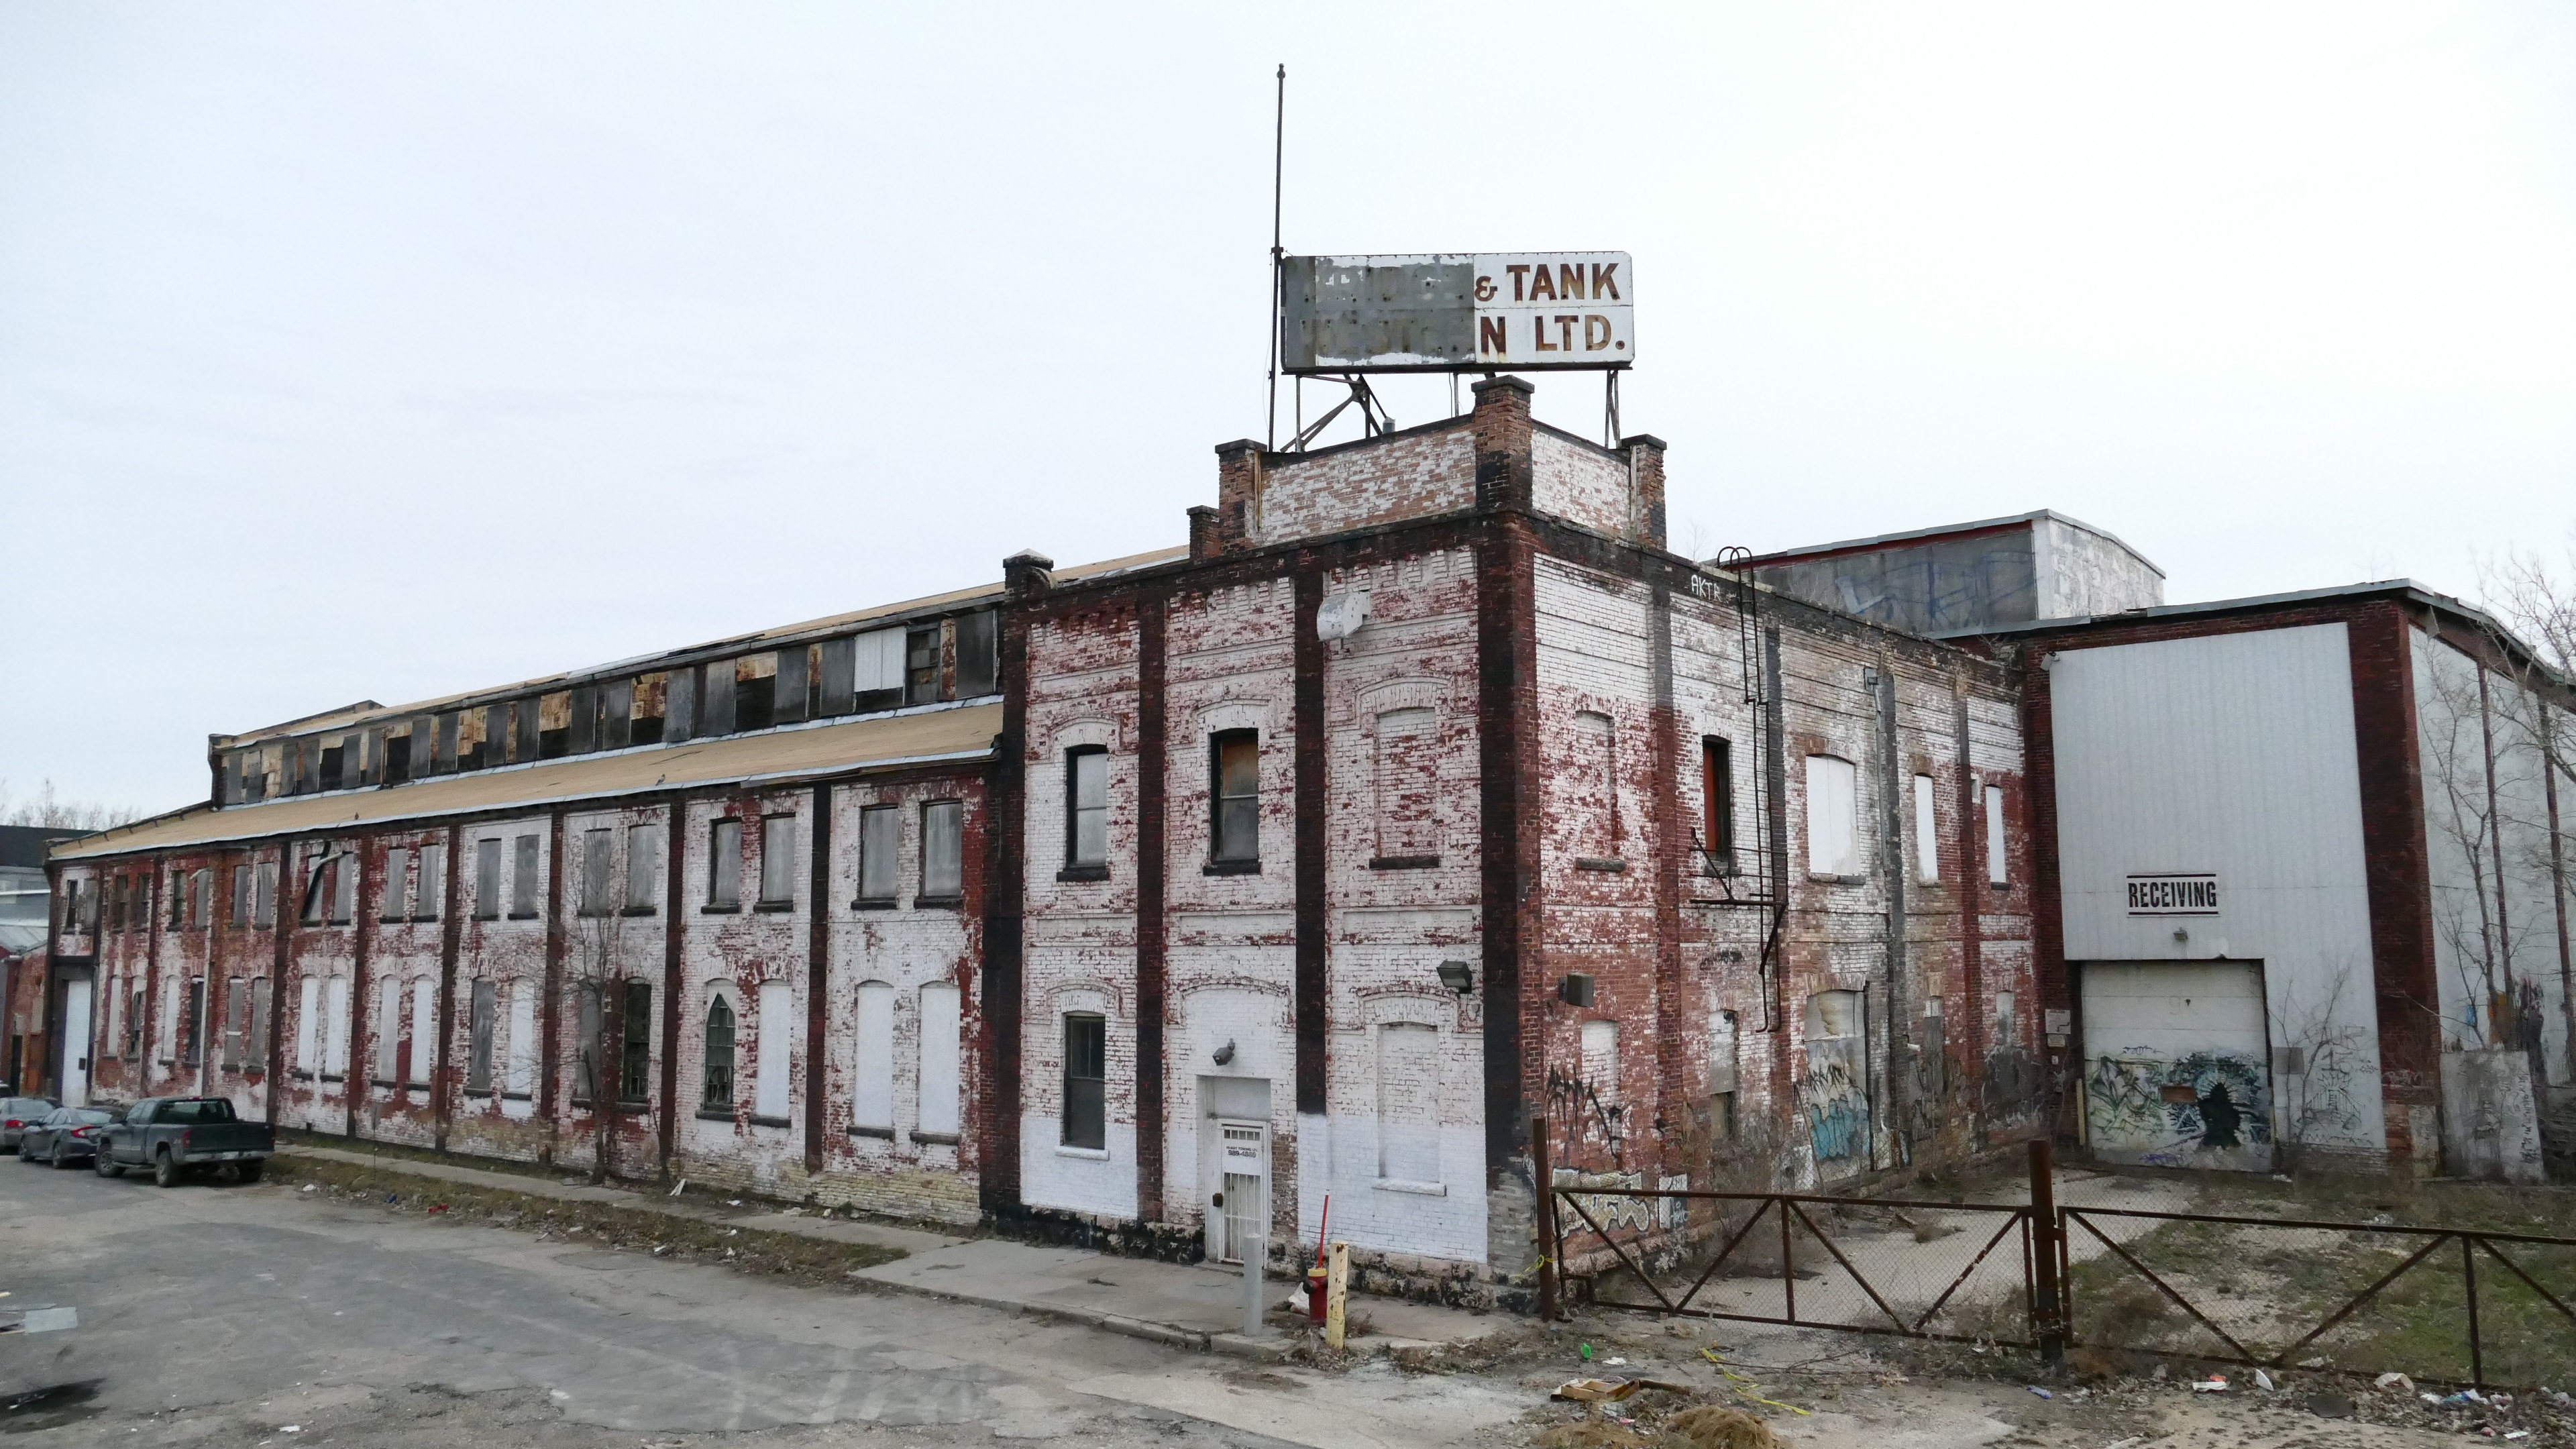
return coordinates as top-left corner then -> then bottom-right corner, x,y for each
62,979 -> 93,1108
1218,1119 -> 1267,1264
2080,961 -> 2271,1171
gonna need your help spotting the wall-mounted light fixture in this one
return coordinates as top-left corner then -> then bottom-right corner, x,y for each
1558,973 -> 1595,1008
1436,961 -> 1474,995
1212,1039 -> 1236,1066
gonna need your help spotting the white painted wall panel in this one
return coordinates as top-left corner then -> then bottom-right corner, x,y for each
2049,624 -> 2384,1157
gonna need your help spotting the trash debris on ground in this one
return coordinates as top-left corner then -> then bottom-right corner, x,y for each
2306,1393 -> 2354,1419
2190,1376 -> 2229,1393
1699,1350 -> 1811,1417
2025,1386 -> 2052,1399
1552,1378 -> 1694,1403
2252,1368 -> 2273,1391
2297,1356 -> 2328,1369
2373,1373 -> 2414,1394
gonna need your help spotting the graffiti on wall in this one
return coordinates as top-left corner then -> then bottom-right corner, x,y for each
2085,1051 -> 2272,1169
1798,1061 -> 1868,1162
1554,1168 -> 1654,1234
1982,1044 -> 2042,1130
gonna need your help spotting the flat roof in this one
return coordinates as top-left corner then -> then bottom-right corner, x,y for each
56,702 -> 1000,861
1932,578 -> 2567,688
1725,508 -> 2165,579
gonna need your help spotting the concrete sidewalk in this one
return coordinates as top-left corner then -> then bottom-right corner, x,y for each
279,1142 -> 1511,1361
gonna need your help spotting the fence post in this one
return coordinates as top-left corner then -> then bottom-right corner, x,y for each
1532,1116 -> 1558,1322
2463,1234 -> 2483,1390
2029,1138 -> 2063,1364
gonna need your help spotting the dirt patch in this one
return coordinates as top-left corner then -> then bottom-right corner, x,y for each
267,1155 -> 904,1291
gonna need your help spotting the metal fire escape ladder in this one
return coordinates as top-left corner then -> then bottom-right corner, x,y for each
1710,549 -> 1789,1032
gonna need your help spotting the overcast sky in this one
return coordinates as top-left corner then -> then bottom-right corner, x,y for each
5,3 -> 2573,813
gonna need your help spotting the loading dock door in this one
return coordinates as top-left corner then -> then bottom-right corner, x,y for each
2079,961 -> 2272,1172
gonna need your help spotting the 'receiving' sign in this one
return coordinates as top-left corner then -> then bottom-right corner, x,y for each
1279,252 -> 1635,374
2125,873 -> 2220,916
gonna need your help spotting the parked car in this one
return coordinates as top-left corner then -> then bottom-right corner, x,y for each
1,1097 -> 57,1152
18,1106 -> 120,1168
92,1097 -> 274,1186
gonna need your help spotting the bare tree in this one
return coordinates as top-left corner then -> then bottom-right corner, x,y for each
2416,641 -> 2522,1045
2477,535 -> 2576,1075
565,908 -> 637,1185
2269,965 -> 2376,1174
0,778 -> 146,831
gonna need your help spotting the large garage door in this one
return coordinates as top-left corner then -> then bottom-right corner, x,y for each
2079,962 -> 2273,1172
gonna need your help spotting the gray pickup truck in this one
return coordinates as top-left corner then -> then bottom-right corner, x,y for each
93,1097 -> 274,1187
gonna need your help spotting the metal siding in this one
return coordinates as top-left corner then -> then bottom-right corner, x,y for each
2049,625 -> 2384,1155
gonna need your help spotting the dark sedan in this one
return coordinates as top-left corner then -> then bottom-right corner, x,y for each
1,1097 -> 56,1152
18,1107 -> 119,1168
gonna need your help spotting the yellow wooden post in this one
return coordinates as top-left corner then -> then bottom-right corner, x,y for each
1324,1240 -> 1350,1350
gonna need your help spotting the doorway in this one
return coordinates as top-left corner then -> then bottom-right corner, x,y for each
61,977 -> 93,1108
2078,961 -> 2272,1171
1198,1073 -> 1271,1263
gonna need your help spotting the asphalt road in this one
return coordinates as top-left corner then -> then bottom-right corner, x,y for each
0,1157 -> 1517,1449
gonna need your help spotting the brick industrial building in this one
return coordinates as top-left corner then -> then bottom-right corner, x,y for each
31,375 -> 2575,1295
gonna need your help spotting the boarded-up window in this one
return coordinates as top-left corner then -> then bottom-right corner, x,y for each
252,863 -> 277,929
918,981 -> 961,1138
854,628 -> 905,711
921,800 -> 963,899
708,819 -> 742,908
409,977 -> 435,1085
773,648 -> 809,725
759,816 -> 796,906
1984,785 -> 2008,885
418,844 -> 445,920
663,670 -> 696,744
816,637 -> 856,718
503,985 -> 533,1095
231,865 -> 251,928
1580,1018 -> 1619,1106
568,687 -> 597,755
1805,755 -> 1860,877
457,710 -> 486,772
1707,1010 -> 1739,1095
381,847 -> 411,922
538,692 -> 572,759
331,851 -> 354,923
512,835 -> 540,916
474,839 -> 502,920
374,979 -> 400,1082
701,996 -> 735,1110
575,987 -> 600,1103
1921,996 -> 1946,1099
1570,712 -> 1617,859
297,976 -> 321,1073
467,979 -> 496,1091
953,611 -> 998,698
625,825 -> 660,912
1803,989 -> 1868,1163
1375,709 -> 1436,859
857,805 -> 900,902
754,979 -> 793,1121
1375,1022 -> 1440,1183
324,975 -> 351,1077
222,978 -> 249,1068
580,829 -> 613,916
852,980 -> 895,1131
249,980 -> 270,1069
1913,774 -> 1940,883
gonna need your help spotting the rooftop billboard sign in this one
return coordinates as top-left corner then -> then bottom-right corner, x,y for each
1279,252 -> 1633,374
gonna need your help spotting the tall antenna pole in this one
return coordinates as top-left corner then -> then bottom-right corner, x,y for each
1266,64 -> 1285,449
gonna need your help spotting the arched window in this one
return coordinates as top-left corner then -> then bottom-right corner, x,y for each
702,997 -> 736,1112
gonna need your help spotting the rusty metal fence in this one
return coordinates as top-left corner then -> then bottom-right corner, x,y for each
2059,1205 -> 2576,1389
1539,1131 -> 2576,1391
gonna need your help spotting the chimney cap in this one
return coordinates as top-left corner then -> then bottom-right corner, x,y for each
1212,438 -> 1266,457
1470,375 -> 1535,398
1621,433 -> 1668,451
